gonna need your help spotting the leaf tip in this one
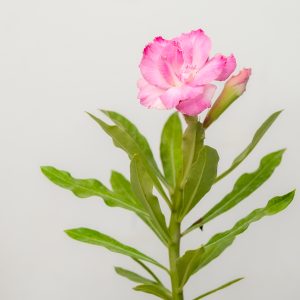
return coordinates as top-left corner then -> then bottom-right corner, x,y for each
64,228 -> 72,235
86,111 -> 96,120
40,165 -> 47,173
64,228 -> 81,238
99,108 -> 108,115
40,166 -> 54,177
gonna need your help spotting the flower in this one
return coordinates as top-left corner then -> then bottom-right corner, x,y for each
203,68 -> 252,128
138,29 -> 237,116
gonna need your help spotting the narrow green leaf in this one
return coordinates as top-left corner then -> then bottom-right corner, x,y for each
160,112 -> 183,188
65,227 -> 168,272
110,171 -> 136,204
42,166 -> 171,243
115,267 -> 154,284
193,277 -> 244,299
179,146 -> 219,220
88,112 -> 170,205
181,117 -> 205,187
184,149 -> 285,234
178,190 -> 295,287
130,155 -> 169,245
109,171 -> 173,243
134,283 -> 172,300
133,259 -> 163,284
41,166 -> 146,216
216,110 -> 282,182
101,110 -> 156,167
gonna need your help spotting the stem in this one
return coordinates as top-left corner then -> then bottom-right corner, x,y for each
168,210 -> 184,300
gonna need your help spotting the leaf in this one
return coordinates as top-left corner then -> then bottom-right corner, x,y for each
133,259 -> 163,284
42,166 -> 171,243
216,110 -> 282,182
41,166 -> 146,216
160,112 -> 183,188
115,267 -> 154,284
178,146 -> 219,220
109,170 -> 172,243
110,171 -> 136,204
177,190 -> 295,287
192,277 -> 244,299
130,155 -> 169,245
181,116 -> 205,186
88,112 -> 170,204
65,227 -> 168,272
184,149 -> 285,234
134,284 -> 172,300
101,110 -> 156,167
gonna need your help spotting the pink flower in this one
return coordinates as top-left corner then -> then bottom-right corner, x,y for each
138,29 -> 237,116
203,68 -> 252,128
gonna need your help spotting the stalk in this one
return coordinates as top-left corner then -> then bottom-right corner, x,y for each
169,190 -> 184,300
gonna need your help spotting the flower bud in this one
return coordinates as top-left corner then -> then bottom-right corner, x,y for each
203,68 -> 252,128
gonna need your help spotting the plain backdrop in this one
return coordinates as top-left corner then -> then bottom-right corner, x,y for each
0,0 -> 299,299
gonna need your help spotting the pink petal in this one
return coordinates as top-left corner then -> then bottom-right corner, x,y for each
139,37 -> 171,89
216,54 -> 237,81
175,29 -> 211,69
191,54 -> 227,86
160,85 -> 211,110
176,84 -> 216,116
158,41 -> 184,86
137,78 -> 166,109
159,86 -> 184,109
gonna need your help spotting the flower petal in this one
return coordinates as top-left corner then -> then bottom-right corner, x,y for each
159,86 -> 184,109
175,29 -> 211,69
139,37 -> 171,89
216,54 -> 237,81
176,84 -> 216,116
158,41 -> 183,86
192,54 -> 227,86
137,78 -> 166,109
160,85 -> 205,109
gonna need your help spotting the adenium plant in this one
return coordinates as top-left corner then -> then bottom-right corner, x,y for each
41,29 -> 295,300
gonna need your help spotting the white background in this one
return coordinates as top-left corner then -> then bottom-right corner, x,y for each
0,0 -> 299,299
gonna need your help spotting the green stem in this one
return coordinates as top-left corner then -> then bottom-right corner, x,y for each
168,211 -> 184,300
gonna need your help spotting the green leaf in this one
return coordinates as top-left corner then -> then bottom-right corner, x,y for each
42,166 -> 171,243
109,171 -> 172,243
134,283 -> 172,300
216,110 -> 282,182
130,155 -> 169,245
115,267 -> 154,284
65,227 -> 168,272
178,190 -> 295,287
160,112 -> 183,189
192,277 -> 244,299
88,112 -> 170,205
184,149 -> 285,234
181,117 -> 205,187
41,166 -> 146,216
133,259 -> 163,284
110,171 -> 136,204
101,110 -> 156,167
179,146 -> 219,220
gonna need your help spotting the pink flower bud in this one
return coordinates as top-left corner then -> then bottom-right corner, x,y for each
203,68 -> 252,128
